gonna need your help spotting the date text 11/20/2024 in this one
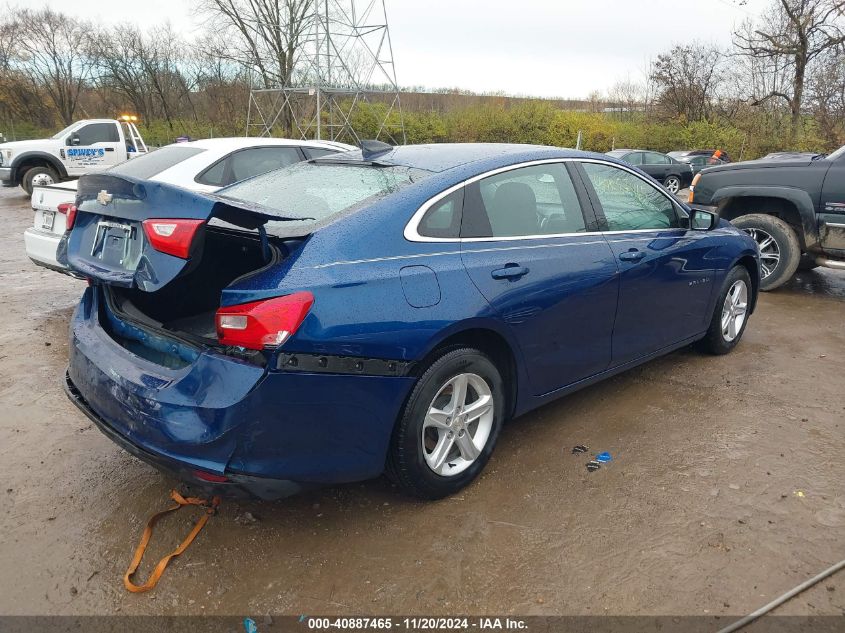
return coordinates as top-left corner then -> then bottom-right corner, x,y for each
302,617 -> 528,630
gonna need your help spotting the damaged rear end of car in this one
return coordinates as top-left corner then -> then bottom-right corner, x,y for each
61,174 -> 317,497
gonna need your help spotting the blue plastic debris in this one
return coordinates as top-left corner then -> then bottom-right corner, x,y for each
595,451 -> 613,463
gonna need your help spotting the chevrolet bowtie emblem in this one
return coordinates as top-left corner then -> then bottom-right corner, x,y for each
97,190 -> 113,205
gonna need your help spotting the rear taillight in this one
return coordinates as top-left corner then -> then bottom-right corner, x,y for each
58,203 -> 77,230
216,292 -> 314,350
142,219 -> 204,259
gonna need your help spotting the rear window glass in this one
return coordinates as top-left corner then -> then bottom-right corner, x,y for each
108,146 -> 206,180
219,161 -> 431,232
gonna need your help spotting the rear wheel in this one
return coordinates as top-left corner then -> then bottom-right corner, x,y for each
386,348 -> 505,499
664,175 -> 681,194
699,265 -> 752,355
730,214 -> 800,291
22,166 -> 59,195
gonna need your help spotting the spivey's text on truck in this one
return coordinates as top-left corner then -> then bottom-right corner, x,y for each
0,116 -> 147,194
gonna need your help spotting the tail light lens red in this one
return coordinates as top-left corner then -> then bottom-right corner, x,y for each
142,219 -> 204,259
58,203 -> 77,230
216,292 -> 314,350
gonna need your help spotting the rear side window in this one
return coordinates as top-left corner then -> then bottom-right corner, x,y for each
74,123 -> 119,145
197,147 -> 303,187
303,147 -> 341,159
581,162 -> 680,231
108,146 -> 206,179
643,152 -> 669,164
418,189 -> 463,239
461,163 -> 586,238
624,152 -> 643,165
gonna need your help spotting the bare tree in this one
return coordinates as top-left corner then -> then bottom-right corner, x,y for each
13,8 -> 96,125
199,0 -> 314,89
734,0 -> 845,130
650,43 -> 724,121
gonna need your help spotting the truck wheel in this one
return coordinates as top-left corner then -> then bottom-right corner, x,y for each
698,265 -> 752,355
386,348 -> 505,500
731,214 -> 800,291
22,166 -> 59,195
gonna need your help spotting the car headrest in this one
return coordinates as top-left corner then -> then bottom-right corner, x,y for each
489,182 -> 538,236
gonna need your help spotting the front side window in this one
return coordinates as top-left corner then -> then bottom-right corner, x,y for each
582,162 -> 680,231
228,147 -> 301,184
461,163 -> 586,238
73,123 -> 119,145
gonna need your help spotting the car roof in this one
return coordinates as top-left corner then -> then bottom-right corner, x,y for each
319,143 -> 612,174
176,137 -> 356,152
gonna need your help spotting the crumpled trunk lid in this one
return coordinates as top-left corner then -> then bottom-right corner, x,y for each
58,173 -> 288,292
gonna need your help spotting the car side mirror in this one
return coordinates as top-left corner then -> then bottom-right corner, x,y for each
690,208 -> 718,231
67,134 -> 81,146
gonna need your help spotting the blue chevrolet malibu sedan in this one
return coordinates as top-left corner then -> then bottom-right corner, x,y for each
61,143 -> 760,499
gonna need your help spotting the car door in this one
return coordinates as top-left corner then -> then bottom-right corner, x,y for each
575,160 -> 716,366
64,122 -> 123,175
459,161 -> 619,395
194,146 -> 304,191
819,155 -> 845,252
642,151 -> 670,182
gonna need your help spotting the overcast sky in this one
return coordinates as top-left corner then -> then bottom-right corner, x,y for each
35,0 -> 770,98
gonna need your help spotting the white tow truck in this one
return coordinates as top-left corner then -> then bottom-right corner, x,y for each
0,116 -> 147,194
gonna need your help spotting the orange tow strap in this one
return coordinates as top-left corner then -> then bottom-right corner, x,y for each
124,489 -> 221,593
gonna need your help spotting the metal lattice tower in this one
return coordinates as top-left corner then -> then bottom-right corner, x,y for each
246,0 -> 405,145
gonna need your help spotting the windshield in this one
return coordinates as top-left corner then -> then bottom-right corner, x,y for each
108,146 -> 206,179
51,122 -> 79,139
826,145 -> 845,161
219,161 -> 432,232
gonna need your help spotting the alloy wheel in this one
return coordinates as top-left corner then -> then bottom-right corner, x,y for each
421,372 -> 495,477
721,279 -> 748,342
665,177 -> 680,194
742,227 -> 780,279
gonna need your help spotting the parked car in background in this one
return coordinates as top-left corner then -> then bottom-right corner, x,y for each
690,144 -> 845,290
0,117 -> 147,194
24,137 -> 355,274
675,153 -> 727,176
669,149 -> 733,164
61,143 -> 759,501
606,149 -> 693,193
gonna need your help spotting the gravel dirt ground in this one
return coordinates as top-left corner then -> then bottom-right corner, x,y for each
0,185 -> 843,621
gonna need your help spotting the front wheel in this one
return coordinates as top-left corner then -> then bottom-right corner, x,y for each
386,348 -> 505,499
698,265 -> 752,355
730,214 -> 800,291
664,175 -> 681,194
22,166 -> 59,195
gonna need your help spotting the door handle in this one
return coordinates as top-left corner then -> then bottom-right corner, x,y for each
105,147 -> 115,152
491,264 -> 529,280
619,249 -> 646,262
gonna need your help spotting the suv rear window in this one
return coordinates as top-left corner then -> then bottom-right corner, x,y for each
108,146 -> 206,180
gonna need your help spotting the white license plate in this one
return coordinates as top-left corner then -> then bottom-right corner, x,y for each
41,211 -> 55,231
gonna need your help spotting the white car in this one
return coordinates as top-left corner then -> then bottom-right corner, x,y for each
24,137 -> 355,274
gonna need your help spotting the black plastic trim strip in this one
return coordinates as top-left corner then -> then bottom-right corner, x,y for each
276,352 -> 413,376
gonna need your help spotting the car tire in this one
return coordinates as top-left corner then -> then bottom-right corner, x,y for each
22,166 -> 59,195
730,214 -> 800,291
386,347 -> 505,500
664,175 -> 681,194
698,265 -> 753,355
798,254 -> 819,271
